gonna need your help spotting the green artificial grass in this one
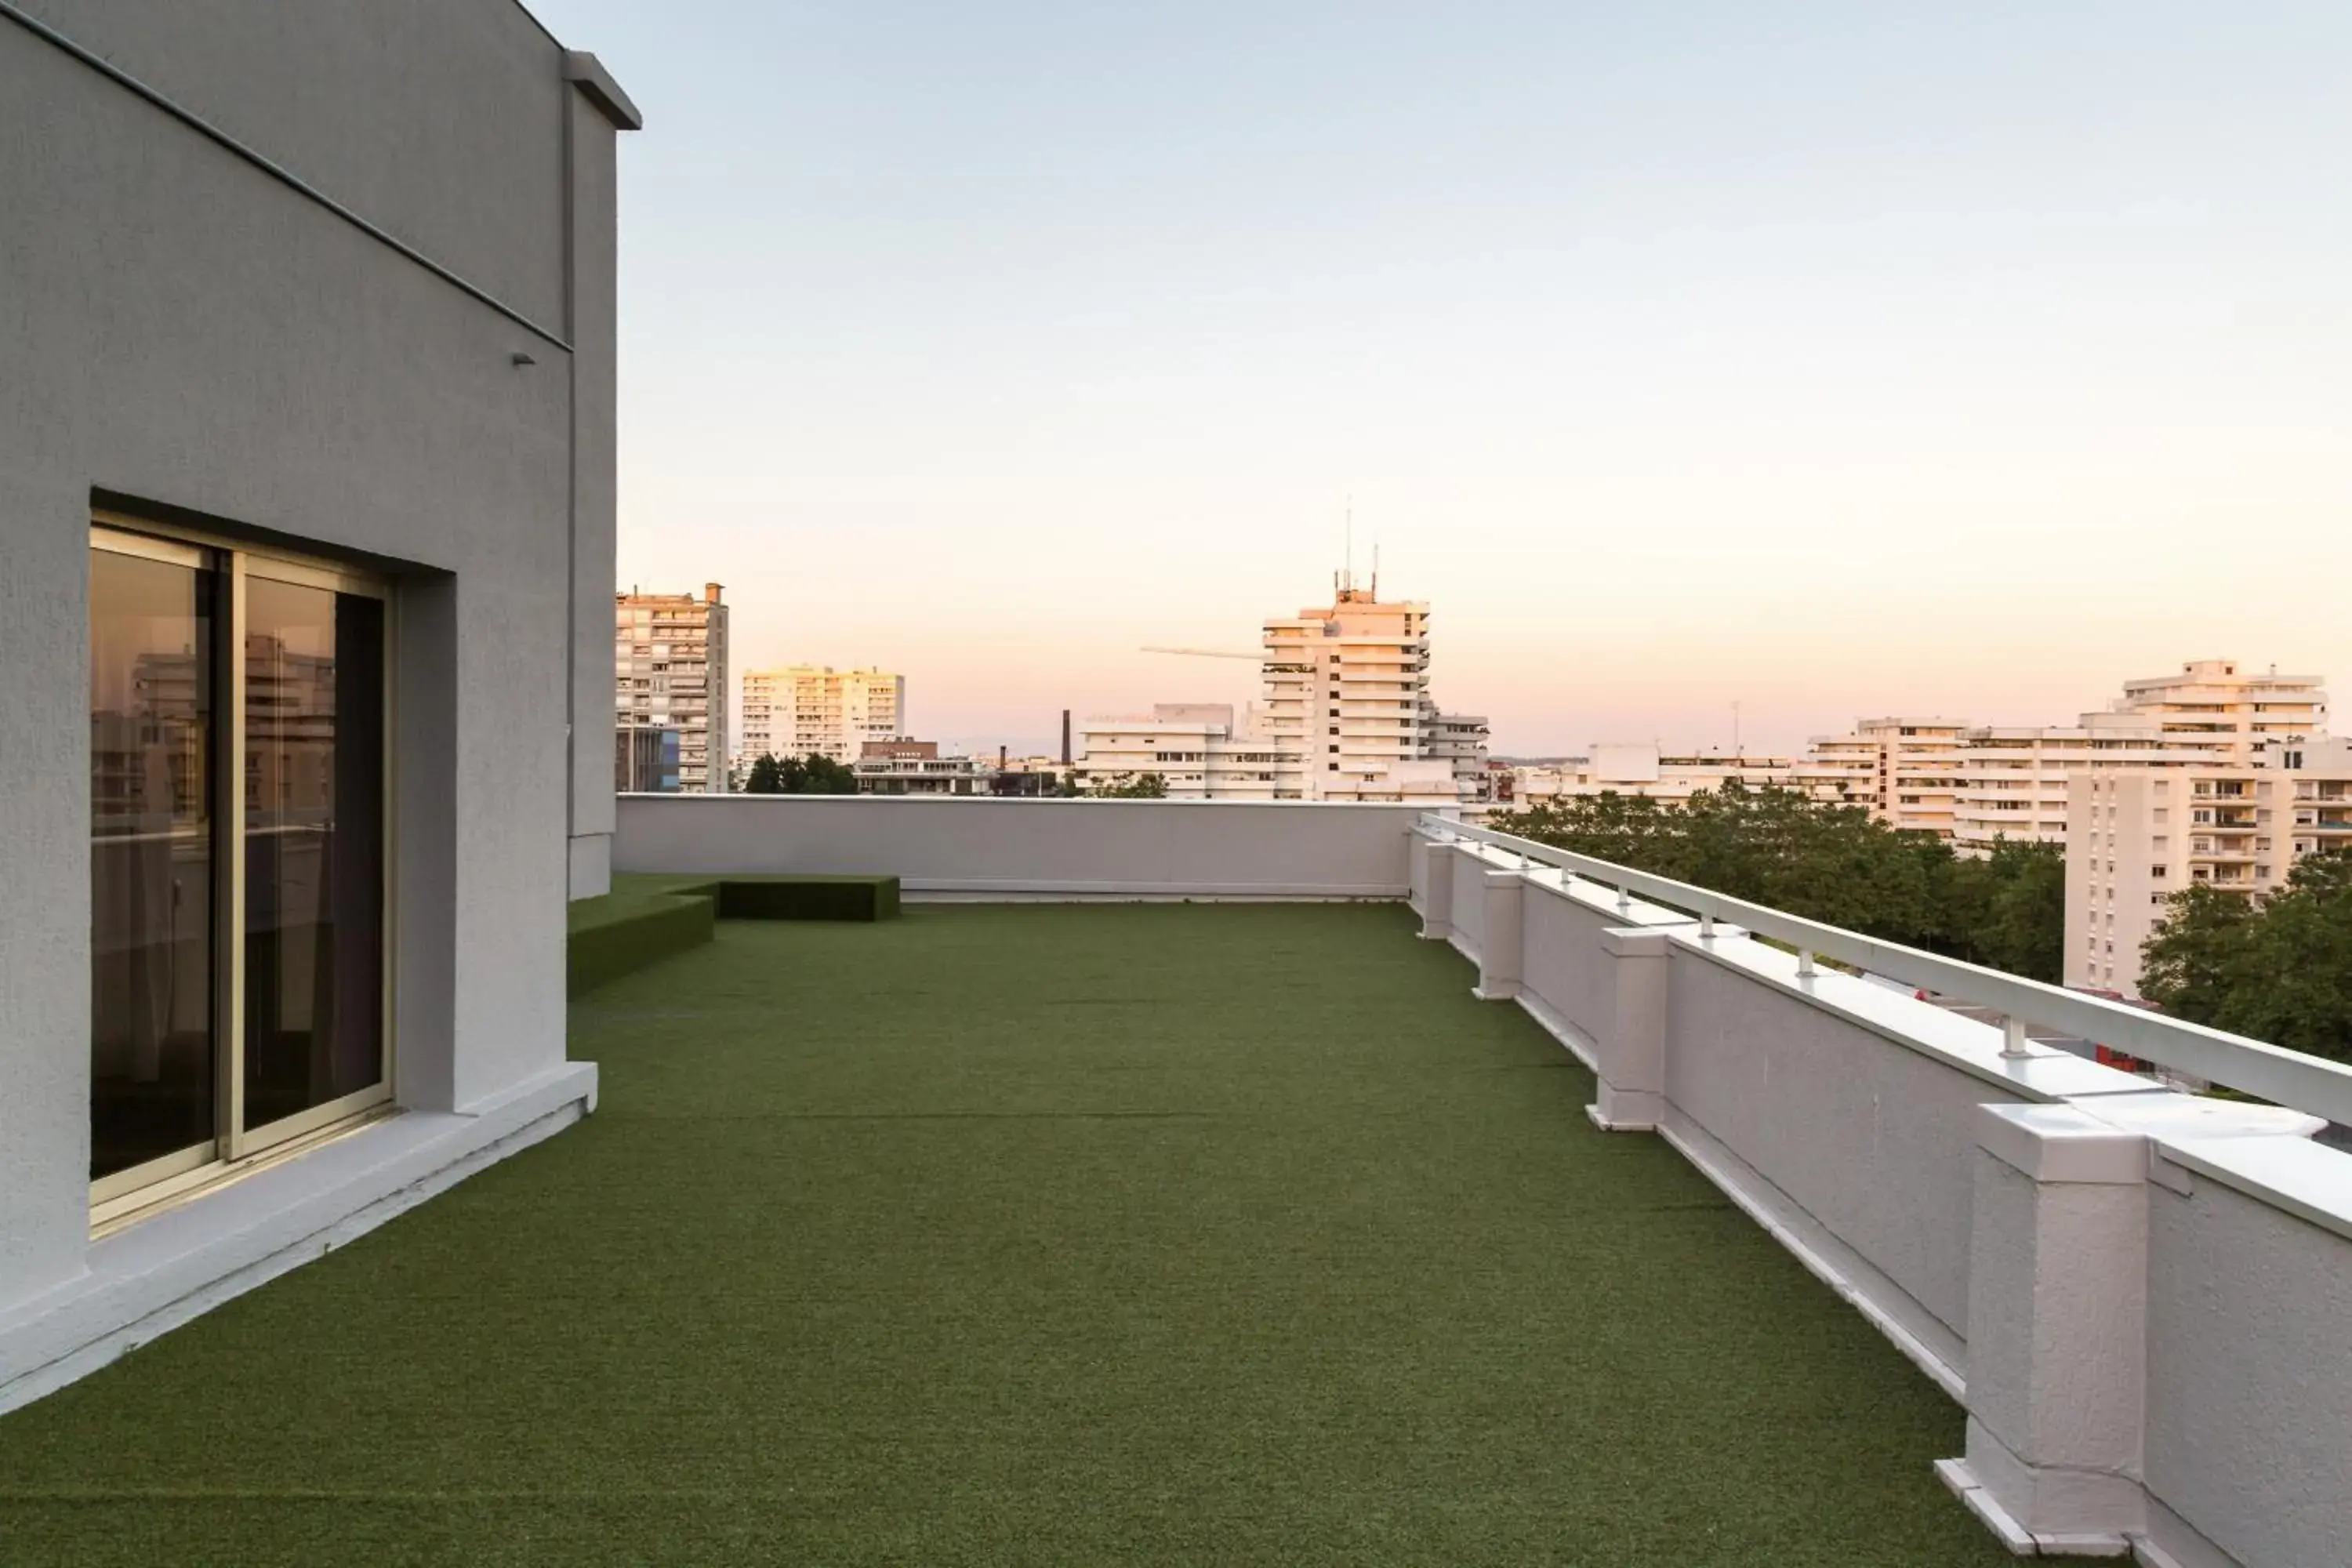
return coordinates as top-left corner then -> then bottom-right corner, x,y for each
565,888 -> 716,998
0,906 -> 2009,1566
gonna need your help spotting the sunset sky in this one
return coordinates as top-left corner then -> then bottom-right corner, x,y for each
531,0 -> 2352,757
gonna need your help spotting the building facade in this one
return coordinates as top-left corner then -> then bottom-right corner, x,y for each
2114,659 -> 2325,761
1258,577 -> 1487,804
615,586 -> 728,793
3,2 -> 633,1406
1512,746 -> 1802,810
1074,705 -> 1287,799
615,726 -> 683,793
2067,738 -> 2352,998
1951,716 -> 2208,852
853,739 -> 988,796
740,666 -> 906,767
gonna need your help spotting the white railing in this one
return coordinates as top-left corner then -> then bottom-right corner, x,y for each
1414,815 -> 2352,1562
1419,812 -> 2352,1130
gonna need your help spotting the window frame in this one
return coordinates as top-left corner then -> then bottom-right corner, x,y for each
89,514 -> 397,1227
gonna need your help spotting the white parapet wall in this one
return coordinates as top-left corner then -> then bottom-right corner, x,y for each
1419,825 -> 2352,1567
615,795 -> 1429,899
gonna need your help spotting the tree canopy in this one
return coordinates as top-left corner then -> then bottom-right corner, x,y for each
2141,848 -> 2352,1062
1488,782 -> 2064,982
1087,771 -> 1169,799
742,752 -> 858,795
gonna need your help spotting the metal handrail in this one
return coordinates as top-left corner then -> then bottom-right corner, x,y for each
1418,813 -> 2352,1127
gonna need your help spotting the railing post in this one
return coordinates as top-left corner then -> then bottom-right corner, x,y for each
1586,928 -> 1672,1131
1416,837 -> 1454,942
1472,867 -> 1524,1001
1937,1104 -> 2148,1554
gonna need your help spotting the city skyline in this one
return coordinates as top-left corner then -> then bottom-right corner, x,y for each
529,0 -> 2352,754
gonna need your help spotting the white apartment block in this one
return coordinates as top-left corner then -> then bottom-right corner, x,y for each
2114,659 -> 2325,761
2067,737 -> 2352,998
740,666 -> 906,766
1790,733 -> 1879,808
616,585 -> 729,793
1074,705 -> 1285,799
1513,745 -> 1800,809
1259,579 -> 1487,804
1951,714 -> 2210,852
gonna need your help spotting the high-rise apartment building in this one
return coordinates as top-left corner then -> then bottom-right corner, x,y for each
1951,716 -> 2208,851
2113,659 -> 2325,761
1802,718 -> 1969,837
2067,738 -> 2352,998
615,585 -> 729,793
1259,575 -> 1486,804
740,666 -> 906,766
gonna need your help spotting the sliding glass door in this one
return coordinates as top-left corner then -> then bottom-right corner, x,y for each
89,535 -> 219,1192
90,521 -> 391,1215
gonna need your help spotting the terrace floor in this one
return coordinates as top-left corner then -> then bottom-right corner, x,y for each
0,904 -> 2009,1566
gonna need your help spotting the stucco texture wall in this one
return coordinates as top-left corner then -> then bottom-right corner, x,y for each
0,7 -> 589,1306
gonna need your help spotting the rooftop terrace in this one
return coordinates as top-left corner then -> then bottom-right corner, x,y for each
0,903 -> 2005,1565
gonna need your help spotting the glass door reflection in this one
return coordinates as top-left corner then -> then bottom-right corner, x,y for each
241,574 -> 386,1139
89,541 -> 218,1185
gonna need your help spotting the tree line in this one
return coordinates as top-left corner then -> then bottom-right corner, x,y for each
2140,850 -> 2352,1062
1486,782 -> 2065,982
742,752 -> 858,794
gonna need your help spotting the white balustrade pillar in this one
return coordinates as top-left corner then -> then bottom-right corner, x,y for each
1471,868 -> 1523,1000
1417,839 -> 1455,941
1936,1104 -> 2147,1555
1585,929 -> 1672,1131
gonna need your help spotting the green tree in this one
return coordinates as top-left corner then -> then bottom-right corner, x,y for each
771,753 -> 858,795
1088,771 -> 1169,798
2138,884 -> 2261,1027
744,753 -> 784,794
1489,781 -> 2063,980
2202,850 -> 2352,1062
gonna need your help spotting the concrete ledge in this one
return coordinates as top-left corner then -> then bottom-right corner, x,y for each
1659,1105 -> 1965,1399
1976,1104 -> 2148,1186
1934,1457 -> 2134,1557
906,887 -> 1402,904
0,1062 -> 597,1416
1515,989 -> 1599,1070
564,50 -> 643,130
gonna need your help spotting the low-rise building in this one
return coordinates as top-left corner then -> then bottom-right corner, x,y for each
1512,745 -> 1800,809
1074,705 -> 1286,799
853,739 -> 988,796
615,726 -> 683,793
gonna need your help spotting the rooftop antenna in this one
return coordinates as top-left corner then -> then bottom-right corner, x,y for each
1370,540 -> 1380,601
1342,496 -> 1354,598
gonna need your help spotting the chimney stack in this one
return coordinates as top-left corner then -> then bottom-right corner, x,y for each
1060,710 -> 1073,766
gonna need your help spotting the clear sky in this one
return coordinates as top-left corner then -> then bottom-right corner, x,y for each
528,0 -> 2352,757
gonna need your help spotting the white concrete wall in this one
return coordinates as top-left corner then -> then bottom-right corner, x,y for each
0,0 -> 626,1374
614,796 -> 1424,898
1428,830 -> 2352,1565
2142,1170 -> 2352,1567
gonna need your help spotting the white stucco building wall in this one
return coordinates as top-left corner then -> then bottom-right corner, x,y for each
0,0 -> 633,1405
